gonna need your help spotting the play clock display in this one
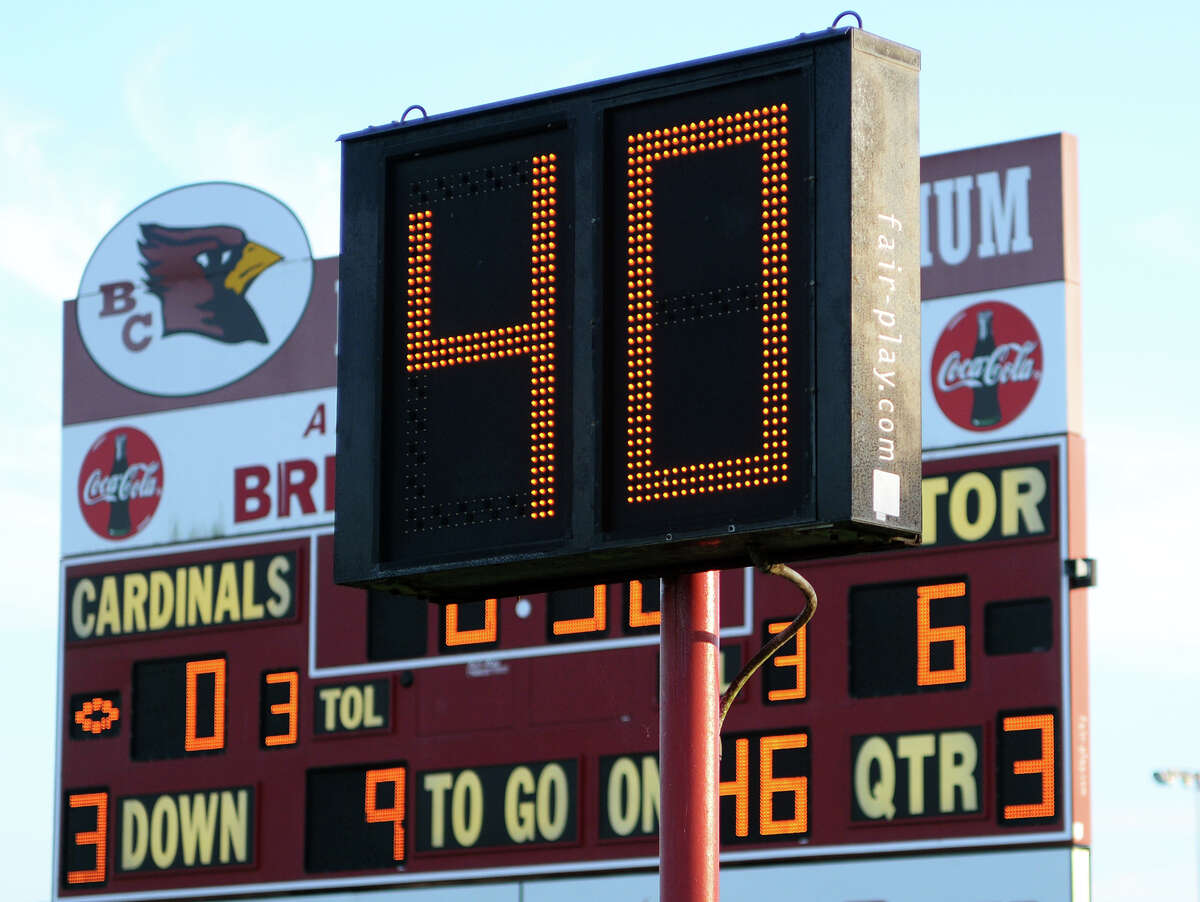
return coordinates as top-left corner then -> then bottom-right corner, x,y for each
336,27 -> 921,599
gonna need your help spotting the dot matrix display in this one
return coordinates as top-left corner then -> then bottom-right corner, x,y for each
998,711 -> 1058,823
849,578 -> 971,698
131,655 -> 226,761
63,791 -> 107,886
621,105 -> 792,505
378,131 -> 575,575
70,693 -> 120,739
336,28 -> 921,598
602,74 -> 814,544
402,153 -> 561,522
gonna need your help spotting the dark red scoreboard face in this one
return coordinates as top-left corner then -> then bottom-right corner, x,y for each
335,28 -> 921,599
56,443 -> 1078,897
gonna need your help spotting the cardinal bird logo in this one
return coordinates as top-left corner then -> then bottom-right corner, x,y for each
138,223 -> 282,344
77,182 -> 313,396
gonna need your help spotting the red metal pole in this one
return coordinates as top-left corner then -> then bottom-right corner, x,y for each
659,570 -> 720,902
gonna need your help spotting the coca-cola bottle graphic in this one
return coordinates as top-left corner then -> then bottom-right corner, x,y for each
970,310 -> 1002,427
107,432 -> 131,537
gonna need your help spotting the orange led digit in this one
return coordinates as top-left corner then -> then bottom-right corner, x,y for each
916,581 -> 967,686
1002,713 -> 1056,820
759,733 -> 808,835
444,599 -> 498,647
718,736 -> 750,837
552,584 -> 607,636
627,580 -> 661,628
624,105 -> 790,503
74,696 -> 119,735
405,152 -> 560,520
185,657 -> 226,752
66,791 -> 107,885
264,670 -> 299,747
364,767 -> 407,862
766,620 -> 806,702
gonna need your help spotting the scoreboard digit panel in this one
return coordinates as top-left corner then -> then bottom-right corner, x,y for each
378,129 -> 575,564
336,28 -> 921,599
602,69 -> 815,540
848,576 -> 972,698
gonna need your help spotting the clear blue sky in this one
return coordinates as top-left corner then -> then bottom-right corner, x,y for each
3,2 -> 1199,899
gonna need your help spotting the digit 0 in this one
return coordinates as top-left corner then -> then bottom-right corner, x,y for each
185,657 -> 226,752
623,105 -> 791,503
405,154 -> 561,519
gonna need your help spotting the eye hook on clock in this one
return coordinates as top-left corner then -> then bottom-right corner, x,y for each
830,10 -> 863,29
401,104 -> 428,123
718,550 -> 817,733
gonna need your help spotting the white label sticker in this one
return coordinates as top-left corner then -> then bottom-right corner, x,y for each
873,469 -> 901,521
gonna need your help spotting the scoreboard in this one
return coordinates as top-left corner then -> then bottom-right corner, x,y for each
56,439 -> 1087,897
335,26 -> 921,599
55,34 -> 1086,893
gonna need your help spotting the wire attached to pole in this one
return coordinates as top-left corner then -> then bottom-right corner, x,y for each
718,552 -> 817,732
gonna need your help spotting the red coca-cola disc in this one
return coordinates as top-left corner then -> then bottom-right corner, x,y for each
77,426 -> 165,540
930,300 -> 1043,432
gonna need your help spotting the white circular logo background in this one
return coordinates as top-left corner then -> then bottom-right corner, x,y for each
76,182 -> 313,396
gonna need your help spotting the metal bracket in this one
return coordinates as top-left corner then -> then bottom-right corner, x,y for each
1065,558 -> 1097,589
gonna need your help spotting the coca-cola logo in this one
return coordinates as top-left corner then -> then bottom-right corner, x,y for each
931,300 -> 1042,432
77,427 -> 164,540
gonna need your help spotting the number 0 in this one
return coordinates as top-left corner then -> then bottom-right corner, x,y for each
185,657 -> 226,752
623,105 -> 791,503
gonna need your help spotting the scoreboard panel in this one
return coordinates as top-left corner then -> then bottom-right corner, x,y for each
56,440 -> 1083,897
